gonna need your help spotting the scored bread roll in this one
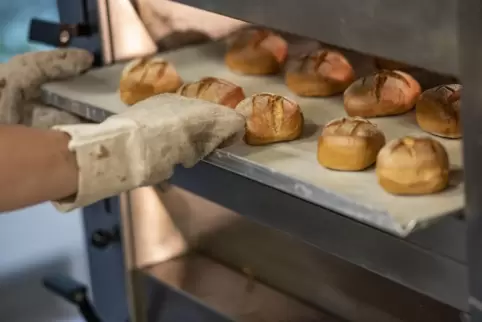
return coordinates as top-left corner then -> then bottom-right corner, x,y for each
285,49 -> 355,97
177,77 -> 245,108
376,137 -> 449,195
317,117 -> 386,171
119,57 -> 182,105
235,93 -> 304,145
225,28 -> 288,75
416,84 -> 462,139
343,70 -> 421,118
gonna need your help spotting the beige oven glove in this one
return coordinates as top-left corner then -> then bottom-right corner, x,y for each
52,94 -> 245,212
0,48 -> 93,127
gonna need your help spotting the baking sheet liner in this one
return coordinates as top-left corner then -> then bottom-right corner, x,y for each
41,41 -> 464,236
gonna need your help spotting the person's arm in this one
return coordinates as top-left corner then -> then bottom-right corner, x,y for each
0,125 -> 78,212
0,94 -> 244,213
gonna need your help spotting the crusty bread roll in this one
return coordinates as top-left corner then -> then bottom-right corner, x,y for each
285,49 -> 355,97
416,84 -> 462,139
235,93 -> 304,145
317,117 -> 386,171
119,57 -> 182,105
376,137 -> 449,195
343,70 -> 421,118
225,28 -> 288,75
177,77 -> 245,108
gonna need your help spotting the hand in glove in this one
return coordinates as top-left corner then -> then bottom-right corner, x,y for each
0,48 -> 93,128
53,94 -> 245,212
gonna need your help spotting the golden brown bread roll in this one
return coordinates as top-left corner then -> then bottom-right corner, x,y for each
177,77 -> 245,108
416,84 -> 462,139
225,28 -> 288,75
235,93 -> 304,145
317,117 -> 386,171
119,57 -> 182,105
343,70 -> 421,118
376,137 -> 449,195
285,49 -> 355,97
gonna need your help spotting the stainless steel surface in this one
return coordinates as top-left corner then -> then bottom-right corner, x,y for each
96,0 -> 114,64
41,42 -> 464,237
104,0 -> 157,62
136,186 -> 462,321
173,0 -> 458,76
167,164 -> 467,312
73,0 -> 157,65
143,253 -> 339,321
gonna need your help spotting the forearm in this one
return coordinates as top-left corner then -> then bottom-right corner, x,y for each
0,125 -> 78,212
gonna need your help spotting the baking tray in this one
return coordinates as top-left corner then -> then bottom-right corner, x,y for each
41,41 -> 464,236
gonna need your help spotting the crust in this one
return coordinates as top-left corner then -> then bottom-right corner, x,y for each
119,57 -> 182,105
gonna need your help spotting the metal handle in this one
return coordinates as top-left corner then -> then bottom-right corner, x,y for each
29,18 -> 92,47
43,275 -> 102,322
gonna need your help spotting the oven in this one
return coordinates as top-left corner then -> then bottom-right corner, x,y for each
28,1 -> 479,321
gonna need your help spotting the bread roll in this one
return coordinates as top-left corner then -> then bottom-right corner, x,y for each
225,28 -> 288,75
416,84 -> 462,139
317,117 -> 386,171
177,77 -> 245,108
119,57 -> 182,105
235,93 -> 303,145
344,70 -> 421,118
376,137 -> 449,195
285,49 -> 355,97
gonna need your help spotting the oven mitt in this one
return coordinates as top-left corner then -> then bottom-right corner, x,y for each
52,94 -> 246,212
0,48 -> 93,127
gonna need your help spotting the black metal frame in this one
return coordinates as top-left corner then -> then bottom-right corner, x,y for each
82,198 -> 130,322
28,0 -> 107,65
460,1 -> 482,320
56,0 -> 106,65
41,0 -> 482,321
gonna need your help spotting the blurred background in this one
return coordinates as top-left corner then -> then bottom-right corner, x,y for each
0,2 -> 90,322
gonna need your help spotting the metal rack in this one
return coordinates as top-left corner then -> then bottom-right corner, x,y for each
32,0 -> 482,321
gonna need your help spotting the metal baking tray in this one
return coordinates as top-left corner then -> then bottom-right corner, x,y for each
41,41 -> 464,236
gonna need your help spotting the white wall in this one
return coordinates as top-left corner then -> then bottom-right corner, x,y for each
0,1 -> 90,321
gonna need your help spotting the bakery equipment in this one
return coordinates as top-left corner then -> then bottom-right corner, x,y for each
30,0 -> 482,321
